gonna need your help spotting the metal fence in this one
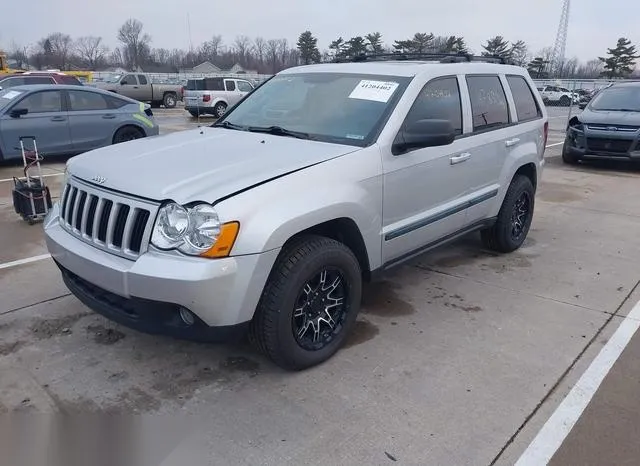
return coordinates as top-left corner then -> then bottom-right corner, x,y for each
91,71 -> 274,85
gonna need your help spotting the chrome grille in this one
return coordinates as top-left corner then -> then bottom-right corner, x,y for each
59,177 -> 157,260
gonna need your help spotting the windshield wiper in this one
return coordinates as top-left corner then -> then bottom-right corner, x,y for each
246,125 -> 313,140
212,121 -> 246,130
596,108 -> 640,112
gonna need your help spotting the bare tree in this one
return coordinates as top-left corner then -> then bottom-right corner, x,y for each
38,33 -> 73,69
233,35 -> 251,63
117,18 -> 152,70
267,39 -> 280,73
75,36 -> 108,70
253,37 -> 266,63
9,41 -> 29,69
110,48 -> 124,68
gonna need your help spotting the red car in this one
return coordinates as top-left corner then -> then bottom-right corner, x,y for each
0,72 -> 82,90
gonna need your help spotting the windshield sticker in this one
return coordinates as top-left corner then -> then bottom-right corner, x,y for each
1,90 -> 22,100
345,134 -> 365,140
349,80 -> 399,103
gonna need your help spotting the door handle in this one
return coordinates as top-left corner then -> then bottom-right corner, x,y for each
133,86 -> 139,89
505,138 -> 521,147
102,114 -> 116,119
450,152 -> 471,165
50,116 -> 66,122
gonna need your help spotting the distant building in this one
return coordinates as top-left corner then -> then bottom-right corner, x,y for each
182,61 -> 258,75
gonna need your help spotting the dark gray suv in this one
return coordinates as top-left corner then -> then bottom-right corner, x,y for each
563,82 -> 640,164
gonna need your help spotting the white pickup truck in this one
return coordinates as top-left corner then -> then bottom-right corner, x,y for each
537,85 -> 577,106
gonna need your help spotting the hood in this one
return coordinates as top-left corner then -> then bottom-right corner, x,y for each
579,108 -> 640,126
67,127 -> 359,204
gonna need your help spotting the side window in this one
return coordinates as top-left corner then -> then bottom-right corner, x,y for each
507,75 -> 541,122
205,78 -> 224,90
466,75 -> 510,132
138,75 -> 148,85
1,77 -> 22,88
121,75 -> 137,85
104,94 -> 128,109
16,91 -> 63,113
225,80 -> 236,91
404,77 -> 463,135
68,91 -> 110,111
237,80 -> 253,92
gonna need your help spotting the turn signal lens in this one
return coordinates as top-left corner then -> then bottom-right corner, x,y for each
200,222 -> 240,258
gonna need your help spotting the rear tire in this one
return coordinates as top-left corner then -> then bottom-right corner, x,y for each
562,141 -> 580,164
559,95 -> 571,106
213,102 -> 227,118
481,175 -> 535,253
188,111 -> 199,118
112,126 -> 144,145
163,93 -> 177,109
250,235 -> 362,371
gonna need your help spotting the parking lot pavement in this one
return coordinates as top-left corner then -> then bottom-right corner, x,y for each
2,105 -> 640,464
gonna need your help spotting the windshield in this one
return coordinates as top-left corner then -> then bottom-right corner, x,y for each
589,86 -> 640,112
105,74 -> 122,83
217,73 -> 412,146
0,89 -> 24,111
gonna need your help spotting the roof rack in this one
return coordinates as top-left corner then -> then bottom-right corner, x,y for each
332,52 -> 514,65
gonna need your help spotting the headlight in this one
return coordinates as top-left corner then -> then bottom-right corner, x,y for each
151,202 -> 239,258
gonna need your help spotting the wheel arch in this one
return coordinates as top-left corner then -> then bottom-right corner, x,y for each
112,124 -> 146,143
514,162 -> 537,192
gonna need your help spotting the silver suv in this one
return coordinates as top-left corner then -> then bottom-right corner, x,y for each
183,77 -> 254,118
44,56 -> 548,370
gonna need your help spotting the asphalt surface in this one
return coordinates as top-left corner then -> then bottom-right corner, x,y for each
1,106 -> 640,465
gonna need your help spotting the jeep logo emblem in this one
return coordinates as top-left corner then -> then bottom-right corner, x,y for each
607,126 -> 618,131
91,175 -> 106,184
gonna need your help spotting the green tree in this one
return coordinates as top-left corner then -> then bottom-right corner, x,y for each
482,36 -> 511,59
599,37 -> 639,78
296,30 -> 321,65
441,36 -> 469,54
393,33 -> 434,54
345,36 -> 367,57
509,40 -> 529,66
329,37 -> 346,59
365,32 -> 384,54
527,57 -> 549,78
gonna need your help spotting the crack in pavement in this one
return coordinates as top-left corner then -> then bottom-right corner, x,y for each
488,278 -> 640,465
1,293 -> 72,317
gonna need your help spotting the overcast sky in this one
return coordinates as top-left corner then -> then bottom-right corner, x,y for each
0,0 -> 636,62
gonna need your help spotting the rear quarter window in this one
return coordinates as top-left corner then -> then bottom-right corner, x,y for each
507,75 -> 542,122
59,76 -> 82,85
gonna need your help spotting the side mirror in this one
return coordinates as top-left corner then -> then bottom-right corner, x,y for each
393,119 -> 456,155
578,103 -> 586,110
10,108 -> 28,118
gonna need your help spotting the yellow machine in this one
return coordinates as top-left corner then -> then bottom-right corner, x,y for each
0,50 -> 93,82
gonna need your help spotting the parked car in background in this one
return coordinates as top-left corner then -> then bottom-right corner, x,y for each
183,76 -> 254,118
538,85 -> 576,106
94,73 -> 183,108
563,81 -> 640,164
0,85 -> 159,161
44,57 -> 547,370
0,72 -> 83,90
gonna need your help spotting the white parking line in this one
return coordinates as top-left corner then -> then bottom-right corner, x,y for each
0,172 -> 63,184
0,254 -> 51,270
545,142 -> 564,148
515,299 -> 640,465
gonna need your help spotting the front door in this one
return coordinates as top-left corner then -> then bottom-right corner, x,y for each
224,79 -> 243,106
0,89 -> 72,159
381,76 -> 468,264
119,74 -> 144,101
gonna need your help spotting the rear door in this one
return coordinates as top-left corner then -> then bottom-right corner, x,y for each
137,74 -> 153,101
67,89 -> 121,152
0,89 -> 72,157
458,74 -> 511,225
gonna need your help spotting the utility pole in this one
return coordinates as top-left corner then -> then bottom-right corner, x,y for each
550,0 -> 570,77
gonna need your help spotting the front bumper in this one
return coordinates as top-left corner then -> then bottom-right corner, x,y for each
564,127 -> 640,160
44,203 -> 280,337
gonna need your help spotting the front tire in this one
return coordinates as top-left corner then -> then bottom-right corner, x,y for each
562,141 -> 580,164
559,95 -> 571,106
251,235 -> 362,371
481,175 -> 535,253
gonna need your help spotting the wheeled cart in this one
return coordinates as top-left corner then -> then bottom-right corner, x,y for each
11,136 -> 52,225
